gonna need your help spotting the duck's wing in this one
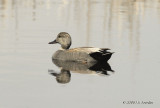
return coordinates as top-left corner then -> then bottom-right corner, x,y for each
68,47 -> 110,54
68,47 -> 113,62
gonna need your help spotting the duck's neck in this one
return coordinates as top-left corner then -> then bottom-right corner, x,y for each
61,42 -> 71,50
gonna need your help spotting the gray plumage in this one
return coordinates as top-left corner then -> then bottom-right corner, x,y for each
49,32 -> 113,62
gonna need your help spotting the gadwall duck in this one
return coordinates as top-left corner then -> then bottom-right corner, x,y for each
49,32 -> 113,62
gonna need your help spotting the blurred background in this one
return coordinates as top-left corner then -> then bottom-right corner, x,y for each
0,0 -> 160,108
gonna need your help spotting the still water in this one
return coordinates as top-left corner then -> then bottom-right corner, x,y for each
0,0 -> 160,108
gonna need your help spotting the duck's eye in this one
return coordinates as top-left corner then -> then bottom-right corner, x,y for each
58,35 -> 62,38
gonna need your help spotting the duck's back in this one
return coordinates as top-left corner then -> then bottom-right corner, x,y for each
52,47 -> 112,62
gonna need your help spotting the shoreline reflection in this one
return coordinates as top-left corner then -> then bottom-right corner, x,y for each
49,59 -> 114,84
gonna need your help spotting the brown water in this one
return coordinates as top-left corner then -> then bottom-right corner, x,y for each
0,0 -> 160,108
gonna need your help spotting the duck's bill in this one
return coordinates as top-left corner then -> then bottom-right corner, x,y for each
48,40 -> 57,44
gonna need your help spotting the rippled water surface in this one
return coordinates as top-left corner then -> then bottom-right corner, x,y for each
0,0 -> 160,108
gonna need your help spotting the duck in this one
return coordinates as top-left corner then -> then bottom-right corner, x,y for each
48,32 -> 113,63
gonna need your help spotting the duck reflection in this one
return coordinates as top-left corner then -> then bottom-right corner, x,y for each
49,59 -> 114,84
50,69 -> 71,84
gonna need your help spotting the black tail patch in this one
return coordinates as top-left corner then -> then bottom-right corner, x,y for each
89,50 -> 114,62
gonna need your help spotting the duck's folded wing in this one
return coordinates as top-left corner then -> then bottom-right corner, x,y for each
67,47 -> 113,62
68,47 -> 110,54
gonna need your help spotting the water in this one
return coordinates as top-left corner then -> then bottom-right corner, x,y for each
0,0 -> 160,108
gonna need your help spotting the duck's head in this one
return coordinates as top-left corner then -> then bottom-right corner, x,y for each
49,32 -> 72,49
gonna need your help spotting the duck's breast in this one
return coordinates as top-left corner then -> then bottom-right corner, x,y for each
52,49 -> 96,62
